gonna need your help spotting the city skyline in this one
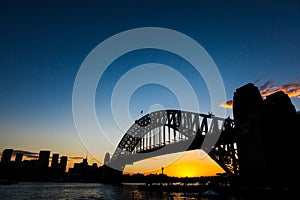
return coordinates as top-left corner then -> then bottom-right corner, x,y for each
0,147 -> 224,177
0,148 -> 101,173
1,0 -> 300,177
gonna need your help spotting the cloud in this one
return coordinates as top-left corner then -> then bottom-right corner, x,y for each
259,80 -> 275,91
69,156 -> 84,160
13,150 -> 39,159
260,81 -> 300,98
219,100 -> 233,109
0,150 -> 39,160
12,150 -> 38,155
254,78 -> 263,84
219,80 -> 300,109
68,156 -> 102,165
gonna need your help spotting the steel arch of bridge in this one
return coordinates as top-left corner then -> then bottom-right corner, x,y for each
108,110 -> 238,175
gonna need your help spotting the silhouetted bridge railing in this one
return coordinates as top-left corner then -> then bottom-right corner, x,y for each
107,110 -> 239,175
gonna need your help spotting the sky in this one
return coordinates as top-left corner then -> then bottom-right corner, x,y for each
1,0 -> 300,176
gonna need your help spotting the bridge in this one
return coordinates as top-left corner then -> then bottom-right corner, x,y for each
102,83 -> 298,188
105,110 -> 239,176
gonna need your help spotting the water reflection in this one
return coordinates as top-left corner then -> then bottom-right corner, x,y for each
0,182 -> 242,200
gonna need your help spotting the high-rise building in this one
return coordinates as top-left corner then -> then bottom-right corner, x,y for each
1,149 -> 13,165
104,152 -> 110,165
15,153 -> 23,165
38,150 -> 50,169
82,158 -> 88,166
233,83 -> 298,187
51,153 -> 59,169
59,156 -> 68,173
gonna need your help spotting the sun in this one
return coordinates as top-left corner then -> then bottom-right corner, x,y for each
171,164 -> 201,177
123,150 -> 225,177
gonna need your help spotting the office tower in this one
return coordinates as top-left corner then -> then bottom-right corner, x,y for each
15,153 -> 23,165
82,158 -> 88,166
104,152 -> 110,165
1,149 -> 13,165
38,150 -> 50,169
59,156 -> 68,173
51,153 -> 59,169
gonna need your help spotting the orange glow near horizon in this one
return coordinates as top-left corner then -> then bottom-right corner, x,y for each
219,81 -> 300,109
1,151 -> 223,177
66,156 -> 102,171
123,150 -> 225,177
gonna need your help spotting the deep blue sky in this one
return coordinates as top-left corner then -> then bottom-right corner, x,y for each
1,0 -> 299,160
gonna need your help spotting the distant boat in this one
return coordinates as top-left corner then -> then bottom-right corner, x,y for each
202,189 -> 219,196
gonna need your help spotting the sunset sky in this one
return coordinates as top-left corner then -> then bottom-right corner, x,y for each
1,0 -> 299,177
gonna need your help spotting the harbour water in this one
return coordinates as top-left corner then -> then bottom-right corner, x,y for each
0,182 -> 243,200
